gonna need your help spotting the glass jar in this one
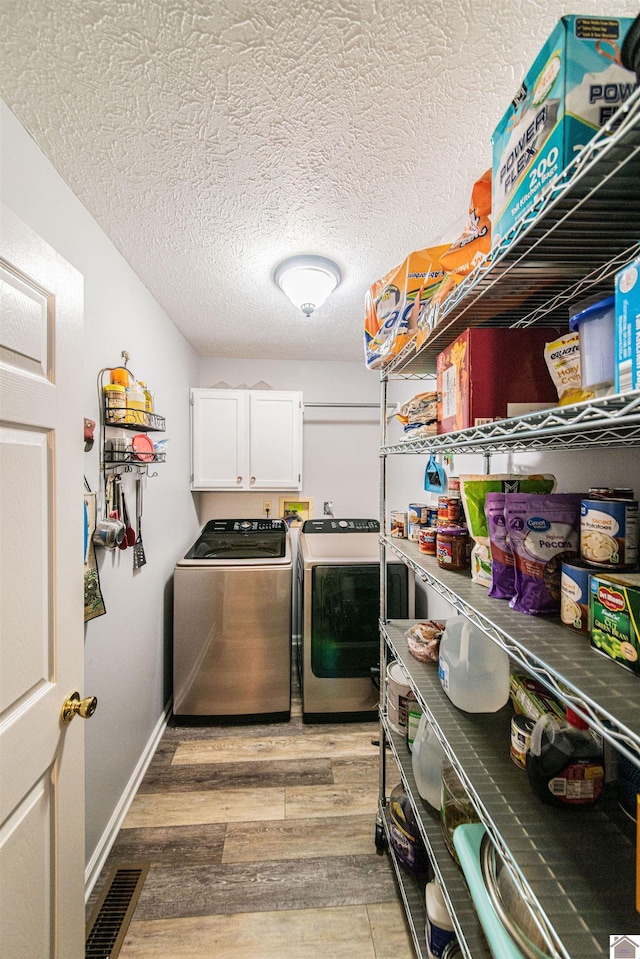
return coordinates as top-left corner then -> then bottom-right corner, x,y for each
103,384 -> 126,423
440,763 -> 479,864
436,527 -> 469,570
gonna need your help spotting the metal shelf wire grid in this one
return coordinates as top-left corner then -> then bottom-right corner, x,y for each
382,89 -> 640,378
381,717 -> 492,959
384,390 -> 640,454
382,536 -> 640,766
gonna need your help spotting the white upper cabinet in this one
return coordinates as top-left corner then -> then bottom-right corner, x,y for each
191,389 -> 303,491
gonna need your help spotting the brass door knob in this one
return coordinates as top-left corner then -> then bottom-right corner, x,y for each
60,691 -> 98,724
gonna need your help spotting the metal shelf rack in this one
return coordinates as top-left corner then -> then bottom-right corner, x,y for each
384,389 -> 640,455
381,718 -> 493,959
383,537 -> 640,766
385,87 -> 640,378
383,622 -> 638,959
376,90 -> 640,959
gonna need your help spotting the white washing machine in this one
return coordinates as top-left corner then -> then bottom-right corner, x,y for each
297,518 -> 414,723
173,518 -> 292,723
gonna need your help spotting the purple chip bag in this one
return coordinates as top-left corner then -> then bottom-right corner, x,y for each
505,493 -> 581,616
485,492 -> 514,600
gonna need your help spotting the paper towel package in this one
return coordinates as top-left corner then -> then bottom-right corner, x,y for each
615,255 -> 640,394
492,16 -> 637,244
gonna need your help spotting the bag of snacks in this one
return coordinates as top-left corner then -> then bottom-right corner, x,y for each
544,331 -> 593,405
485,492 -> 515,599
459,474 -> 556,586
505,493 -> 582,615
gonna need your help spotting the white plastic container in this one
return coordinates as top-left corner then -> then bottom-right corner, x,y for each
411,712 -> 446,808
425,879 -> 456,958
438,616 -> 510,713
387,662 -> 414,734
569,294 -> 615,395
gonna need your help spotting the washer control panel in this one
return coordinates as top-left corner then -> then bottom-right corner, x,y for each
301,518 -> 379,534
200,519 -> 287,534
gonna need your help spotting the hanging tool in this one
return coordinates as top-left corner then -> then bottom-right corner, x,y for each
133,473 -> 147,569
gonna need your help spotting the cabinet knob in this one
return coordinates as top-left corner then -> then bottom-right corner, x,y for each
250,476 -> 256,485
236,476 -> 242,484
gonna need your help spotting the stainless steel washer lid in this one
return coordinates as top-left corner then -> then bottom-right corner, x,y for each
178,518 -> 291,566
299,518 -> 381,565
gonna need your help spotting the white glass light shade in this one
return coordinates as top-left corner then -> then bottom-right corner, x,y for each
274,255 -> 341,316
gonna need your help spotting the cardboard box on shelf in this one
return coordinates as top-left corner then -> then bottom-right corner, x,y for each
436,327 -> 559,434
615,256 -> 640,394
589,571 -> 640,676
492,15 -> 637,244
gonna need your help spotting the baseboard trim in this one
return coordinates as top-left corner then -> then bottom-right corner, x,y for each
84,702 -> 171,901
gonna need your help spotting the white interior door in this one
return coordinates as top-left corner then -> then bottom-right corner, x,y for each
0,206 -> 86,958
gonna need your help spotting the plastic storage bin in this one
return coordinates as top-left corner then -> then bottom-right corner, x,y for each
569,294 -> 615,395
438,616 -> 510,713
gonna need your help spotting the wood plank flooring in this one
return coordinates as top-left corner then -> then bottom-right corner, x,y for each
87,700 -> 417,958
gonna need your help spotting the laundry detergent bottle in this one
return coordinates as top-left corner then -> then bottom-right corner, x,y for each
412,712 -> 447,809
526,708 -> 604,806
438,616 -> 510,713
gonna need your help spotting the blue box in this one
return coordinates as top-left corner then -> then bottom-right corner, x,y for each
615,255 -> 640,393
491,16 -> 637,245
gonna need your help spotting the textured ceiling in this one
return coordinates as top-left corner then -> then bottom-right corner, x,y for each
1,0 -> 638,361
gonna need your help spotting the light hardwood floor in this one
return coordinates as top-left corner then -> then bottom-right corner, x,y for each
88,699 -> 417,959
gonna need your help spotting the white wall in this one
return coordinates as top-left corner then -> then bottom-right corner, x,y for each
1,100 -> 202,877
197,358 -> 382,523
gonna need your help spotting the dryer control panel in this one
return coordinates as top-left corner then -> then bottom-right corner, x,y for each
301,518 -> 379,533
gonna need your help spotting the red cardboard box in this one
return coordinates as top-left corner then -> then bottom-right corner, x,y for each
437,327 -> 558,434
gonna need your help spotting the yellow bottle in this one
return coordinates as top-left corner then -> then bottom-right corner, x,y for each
125,381 -> 146,426
138,381 -> 154,414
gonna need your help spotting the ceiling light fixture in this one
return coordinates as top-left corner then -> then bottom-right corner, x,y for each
274,255 -> 342,317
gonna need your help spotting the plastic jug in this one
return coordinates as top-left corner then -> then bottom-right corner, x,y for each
411,712 -> 446,808
425,878 -> 457,959
526,708 -> 604,806
438,616 -> 510,713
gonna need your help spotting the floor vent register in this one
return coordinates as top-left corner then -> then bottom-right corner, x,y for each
86,864 -> 149,959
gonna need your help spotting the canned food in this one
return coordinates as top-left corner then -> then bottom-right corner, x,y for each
560,560 -> 591,633
408,503 -> 429,524
419,526 -> 437,555
588,488 -> 634,500
426,506 -> 438,527
438,495 -> 449,521
446,494 -> 462,525
580,498 -> 639,569
390,511 -> 407,538
510,714 -> 535,769
436,527 -> 469,570
448,476 -> 460,493
408,522 -> 422,542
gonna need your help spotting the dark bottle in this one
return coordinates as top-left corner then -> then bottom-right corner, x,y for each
526,708 -> 604,806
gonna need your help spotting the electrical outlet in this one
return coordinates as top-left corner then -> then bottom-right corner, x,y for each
263,500 -> 272,516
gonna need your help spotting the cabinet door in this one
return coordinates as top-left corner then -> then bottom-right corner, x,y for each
249,391 -> 303,490
191,389 -> 249,489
